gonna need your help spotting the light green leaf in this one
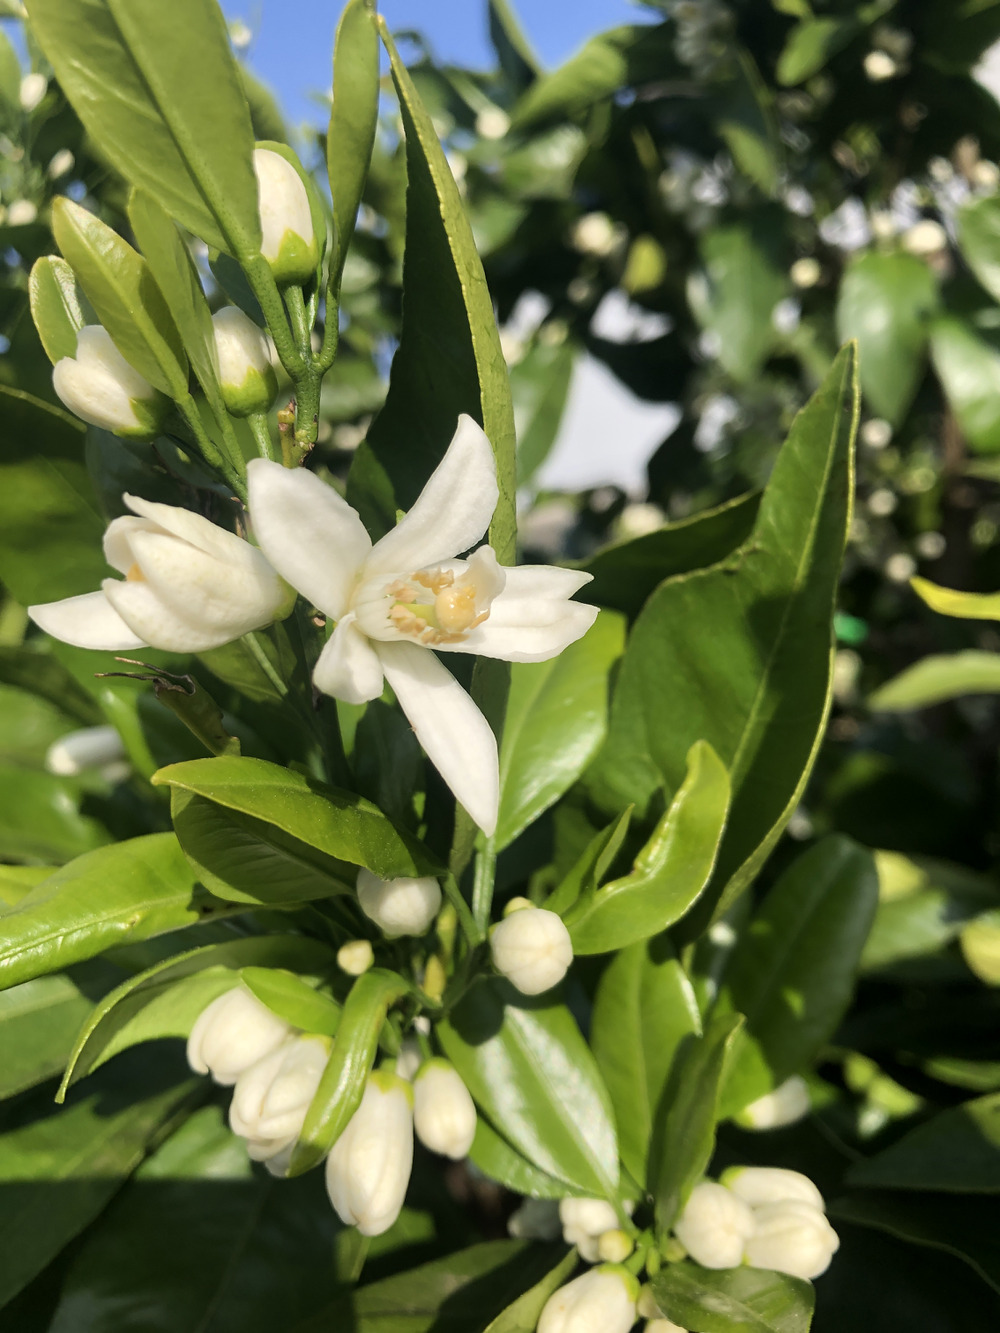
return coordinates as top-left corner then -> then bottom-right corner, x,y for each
328,0 -> 379,295
28,256 -> 85,365
469,1115 -> 568,1198
962,911 -> 1000,984
0,764 -> 110,863
483,1249 -> 578,1333
689,221 -> 787,383
930,317 -> 1000,454
718,49 -> 782,196
240,965 -> 342,1035
910,575 -> 1000,622
870,650 -> 1000,711
0,644 -> 102,727
512,338 -> 576,486
652,1262 -> 815,1333
847,1092 -> 1000,1192
958,193 -> 1000,304
777,16 -> 858,85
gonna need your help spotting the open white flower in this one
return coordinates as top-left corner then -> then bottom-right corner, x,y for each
247,416 -> 598,834
28,493 -> 289,653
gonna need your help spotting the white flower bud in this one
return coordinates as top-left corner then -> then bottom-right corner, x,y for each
7,199 -> 38,226
490,906 -> 573,995
559,1196 -> 620,1239
212,307 -> 277,417
507,1197 -> 562,1240
538,1265 -> 640,1333
901,219 -> 948,256
395,1036 -> 423,1081
412,1058 -> 476,1159
861,418 -> 892,450
48,149 -> 76,179
356,868 -> 442,938
51,325 -> 169,439
253,147 -> 318,286
229,1033 -> 330,1168
562,1226 -> 602,1263
186,986 -> 292,1086
597,1229 -> 633,1263
790,257 -> 821,289
637,1286 -> 663,1320
864,50 -> 898,81
673,1181 -> 756,1269
744,1200 -> 840,1280
721,1166 -> 825,1213
475,106 -> 510,140
738,1075 -> 811,1130
45,725 -> 126,778
325,1071 -> 414,1236
19,73 -> 47,111
646,1320 -> 688,1333
337,939 -> 374,975
571,212 -> 621,257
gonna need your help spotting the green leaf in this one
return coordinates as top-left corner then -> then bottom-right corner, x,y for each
776,16 -> 858,85
653,1013 -> 744,1229
962,911 -> 1000,984
290,968 -> 411,1175
328,0 -> 379,295
26,0 -> 262,257
930,317 -> 1000,453
543,806 -> 632,919
0,645 -> 102,727
652,1262 -> 815,1333
870,650 -> 1000,711
582,491 -> 761,622
0,764 -> 110,862
591,939 -> 702,1186
511,338 -> 576,486
439,978 -> 620,1197
0,961 -> 119,1098
718,49 -> 782,196
0,834 -> 239,992
836,251 -> 938,425
567,740 -> 730,954
718,836 -> 878,1116
468,1115 -> 568,1198
689,220 -> 787,383
52,197 -> 188,397
847,1092 -> 1000,1193
597,346 -> 858,923
28,256 -> 85,365
483,1249 -> 578,1333
496,611 -> 625,851
958,193 -> 1000,304
240,965 -> 342,1035
910,575 -> 1000,622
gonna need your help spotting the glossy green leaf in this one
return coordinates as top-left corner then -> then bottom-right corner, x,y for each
958,193 -> 1000,305
591,939 -> 702,1186
28,256 -> 85,365
718,836 -> 879,1117
240,965 -> 341,1036
836,251 -> 938,424
910,575 -> 1000,621
512,338 -> 576,486
439,978 -> 619,1197
52,197 -> 188,397
930,317 -> 1000,453
777,16 -> 858,85
0,866 -> 52,911
0,764 -> 110,863
597,346 -> 858,923
870,650 -> 1000,711
0,834 -> 238,992
496,611 -> 624,851
544,806 -> 633,919
653,1012 -> 743,1230
483,1249 -> 578,1333
469,1116 -> 568,1198
291,968 -> 411,1176
328,0 -> 379,294
689,221 -> 787,383
567,740 -> 730,954
26,0 -> 262,257
847,1092 -> 1000,1192
652,1262 -> 815,1333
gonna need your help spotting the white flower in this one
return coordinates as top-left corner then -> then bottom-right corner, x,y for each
356,868 -> 442,938
673,1181 -> 755,1269
337,939 -> 375,975
186,986 -> 293,1086
19,72 -> 47,111
744,1200 -> 840,1280
51,326 -> 169,439
490,906 -> 573,994
721,1166 -> 825,1212
45,725 -> 126,778
738,1075 -> 811,1130
412,1058 -> 477,1159
538,1265 -> 639,1333
247,416 -> 598,834
325,1071 -> 414,1236
570,212 -> 620,257
212,307 -> 277,417
7,199 -> 38,226
901,219 -> 948,256
229,1033 -> 330,1173
253,147 -> 318,286
28,492 -> 289,653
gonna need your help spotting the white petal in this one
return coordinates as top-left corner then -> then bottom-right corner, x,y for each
313,615 -> 385,704
103,579 -> 242,652
446,600 -> 598,663
377,639 -> 499,835
103,515 -> 158,575
366,416 -> 499,576
247,459 -> 371,619
122,494 -> 248,562
495,564 -> 594,601
28,590 -> 147,650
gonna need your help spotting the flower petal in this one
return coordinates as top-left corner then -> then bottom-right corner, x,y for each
377,639 -> 499,835
447,599 -> 599,663
496,564 -> 594,601
366,416 -> 499,576
103,578 -> 241,652
122,494 -> 247,562
247,458 -> 372,619
313,615 -> 385,705
28,590 -> 147,650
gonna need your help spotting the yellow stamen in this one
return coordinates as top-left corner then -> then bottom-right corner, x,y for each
126,562 -> 144,583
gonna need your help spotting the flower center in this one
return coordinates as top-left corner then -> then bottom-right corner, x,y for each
387,568 -> 490,645
126,562 -> 145,582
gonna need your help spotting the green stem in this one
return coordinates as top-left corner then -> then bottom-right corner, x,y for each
243,255 -> 306,379
284,283 -> 312,353
318,294 -> 340,371
175,397 -> 245,501
247,412 -> 275,461
442,872 -> 483,948
243,630 -> 288,698
293,368 -> 322,447
471,835 -> 498,936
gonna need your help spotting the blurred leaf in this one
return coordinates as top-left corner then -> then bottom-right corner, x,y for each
0,645 -> 102,727
848,1092 -> 1000,1193
718,49 -> 782,196
870,650 -> 1000,710
922,0 -> 1000,76
489,0 -> 541,93
511,338 -> 576,486
777,16 -> 858,85
911,576 -> 1000,622
468,1116 -> 567,1198
328,0 -> 379,294
959,194 -> 1000,303
930,317 -> 1000,454
28,256 -> 85,366
689,220 -> 786,383
962,911 -> 1000,984
483,1249 -> 578,1333
0,764 -> 110,862
652,1262 -> 815,1333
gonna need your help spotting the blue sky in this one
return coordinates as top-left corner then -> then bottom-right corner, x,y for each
223,0 -> 652,126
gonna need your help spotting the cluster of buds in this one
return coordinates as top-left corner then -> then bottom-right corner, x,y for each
673,1167 -> 839,1280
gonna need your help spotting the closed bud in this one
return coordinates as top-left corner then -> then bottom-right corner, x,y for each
230,1033 -> 330,1170
212,307 -> 277,416
337,939 -> 374,975
597,1229 -> 633,1264
538,1265 -> 640,1333
412,1058 -> 477,1159
253,148 -> 318,285
721,1166 -> 825,1212
490,906 -> 573,995
45,724 -> 126,778
19,72 -> 47,111
646,1320 -> 688,1333
737,1075 -> 811,1130
356,868 -> 442,938
325,1071 -> 414,1236
673,1181 -> 755,1270
186,986 -> 292,1086
743,1200 -> 840,1280
52,326 -> 169,439
559,1196 -> 619,1240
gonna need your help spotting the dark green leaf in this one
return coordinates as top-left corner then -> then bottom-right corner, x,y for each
0,645 -> 102,727
776,17 -> 858,85
847,1092 -> 1000,1193
488,0 -> 541,93
652,1261 -> 815,1333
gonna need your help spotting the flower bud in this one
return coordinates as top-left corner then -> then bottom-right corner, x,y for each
52,326 -> 170,439
646,1320 -> 688,1333
253,147 -> 318,286
720,1166 -> 825,1212
229,1033 -> 330,1169
737,1075 -> 811,1131
212,307 -> 277,417
673,1181 -> 755,1270
356,868 -> 442,938
743,1200 -> 840,1280
413,1058 -> 476,1159
186,986 -> 292,1086
19,72 -> 47,111
325,1071 -> 414,1236
490,906 -> 573,995
45,724 -> 126,778
537,1265 -> 640,1333
395,1036 -> 423,1081
559,1197 -> 620,1239
597,1229 -> 633,1263
8,199 -> 38,227
337,939 -> 374,975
